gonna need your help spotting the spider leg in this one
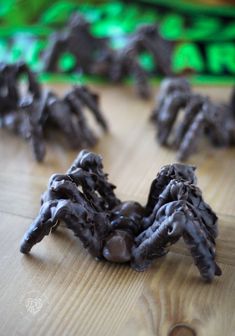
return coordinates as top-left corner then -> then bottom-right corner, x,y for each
20,200 -> 62,253
47,93 -> 86,149
145,163 -> 197,216
43,34 -> 67,72
156,92 -> 189,145
45,151 -> 120,211
49,172 -> 105,213
53,172 -> 108,208
49,179 -> 86,203
174,95 -> 205,149
129,58 -> 151,99
0,64 -> 19,109
144,179 -> 186,229
19,97 -> 47,162
150,105 -> 159,123
20,198 -> 109,257
72,85 -> 108,131
132,202 -> 185,271
16,62 -> 41,98
108,45 -> 151,99
138,32 -> 173,76
183,216 -> 222,281
176,98 -> 231,161
108,52 -> 124,82
157,77 -> 191,108
64,91 -> 97,147
177,108 -> 206,161
68,150 -> 121,210
20,151 -> 120,257
57,202 -> 110,258
133,200 -> 221,281
68,168 -> 120,212
185,187 -> 218,243
150,77 -> 191,130
205,103 -> 230,147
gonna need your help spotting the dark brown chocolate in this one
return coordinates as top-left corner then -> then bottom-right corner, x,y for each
103,230 -> 134,263
20,150 -> 221,282
43,13 -> 172,99
94,24 -> 172,99
151,78 -> 235,161
0,62 -> 107,162
44,13 -> 109,73
0,61 -> 41,117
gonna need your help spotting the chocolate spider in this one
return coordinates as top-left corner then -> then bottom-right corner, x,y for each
20,150 -> 221,282
20,85 -> 107,161
151,78 -> 235,161
43,13 -> 109,74
0,63 -> 108,161
93,24 -> 172,99
43,13 -> 172,99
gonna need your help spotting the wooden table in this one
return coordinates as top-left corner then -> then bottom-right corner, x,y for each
0,84 -> 234,336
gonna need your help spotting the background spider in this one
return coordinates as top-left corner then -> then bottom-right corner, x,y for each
43,13 -> 172,99
93,24 -> 172,99
20,150 -> 221,282
0,62 -> 108,162
43,13 -> 109,74
151,77 -> 235,161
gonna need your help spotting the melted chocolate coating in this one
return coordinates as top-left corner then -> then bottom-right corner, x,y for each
0,63 -> 107,162
20,151 -> 221,282
43,14 -> 172,99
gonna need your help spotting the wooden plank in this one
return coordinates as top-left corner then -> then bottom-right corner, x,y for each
0,210 -> 234,336
120,255 -> 235,336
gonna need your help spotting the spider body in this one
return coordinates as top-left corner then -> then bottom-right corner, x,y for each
20,150 -> 221,282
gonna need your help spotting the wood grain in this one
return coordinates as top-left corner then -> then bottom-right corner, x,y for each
0,84 -> 234,336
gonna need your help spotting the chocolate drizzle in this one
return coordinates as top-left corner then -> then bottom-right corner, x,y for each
43,13 -> 172,99
0,62 -> 107,161
20,150 -> 221,282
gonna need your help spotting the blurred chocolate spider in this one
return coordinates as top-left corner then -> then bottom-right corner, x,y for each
2,84 -> 107,162
20,150 -> 221,282
151,78 -> 235,161
43,13 -> 172,99
93,24 -> 172,99
43,13 -> 109,74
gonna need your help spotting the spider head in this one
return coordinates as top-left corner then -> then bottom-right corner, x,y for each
103,201 -> 144,263
103,230 -> 134,263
